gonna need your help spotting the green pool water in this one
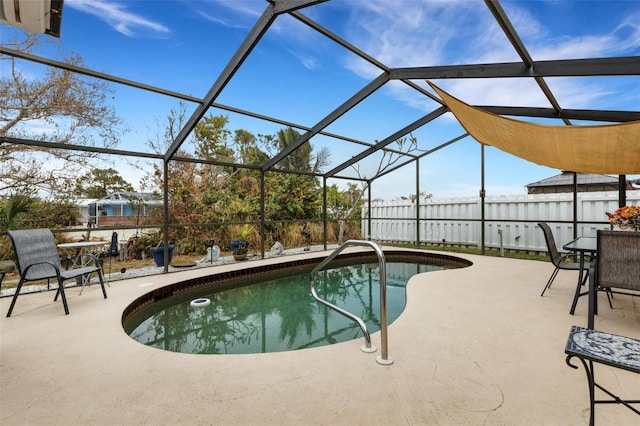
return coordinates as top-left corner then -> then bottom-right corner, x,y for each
125,261 -> 454,354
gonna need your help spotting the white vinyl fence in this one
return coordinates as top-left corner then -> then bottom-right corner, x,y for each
362,191 -> 640,253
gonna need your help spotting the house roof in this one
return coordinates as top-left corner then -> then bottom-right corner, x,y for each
526,172 -> 618,188
96,191 -> 163,205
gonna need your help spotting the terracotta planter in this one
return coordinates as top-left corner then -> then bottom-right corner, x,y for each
233,253 -> 247,261
231,239 -> 249,261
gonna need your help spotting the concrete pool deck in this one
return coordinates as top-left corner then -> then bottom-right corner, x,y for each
1,248 -> 639,425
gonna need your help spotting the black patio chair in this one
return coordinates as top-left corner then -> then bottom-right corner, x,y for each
538,222 -> 588,296
587,229 -> 640,328
6,229 -> 107,317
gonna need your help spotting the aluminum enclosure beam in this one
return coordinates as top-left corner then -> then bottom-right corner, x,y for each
6,47 -> 634,121
0,47 -> 202,104
484,0 -> 569,125
372,134 -> 469,181
0,49 -> 409,158
390,56 -> 640,80
262,72 -> 391,171
270,0 -> 329,14
325,106 -> 448,178
480,106 -> 640,123
0,136 -> 164,160
165,4 -> 277,161
290,11 -> 443,105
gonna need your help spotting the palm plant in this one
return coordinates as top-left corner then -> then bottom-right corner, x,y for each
275,127 -> 330,173
1,193 -> 33,230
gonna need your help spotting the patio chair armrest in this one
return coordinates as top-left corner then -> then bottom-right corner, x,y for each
22,261 -> 63,279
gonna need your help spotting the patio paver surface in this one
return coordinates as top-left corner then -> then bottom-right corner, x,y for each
1,249 -> 639,425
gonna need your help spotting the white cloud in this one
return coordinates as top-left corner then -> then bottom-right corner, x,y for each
66,0 -> 170,37
532,34 -> 620,60
337,1 -> 639,113
615,10 -> 640,51
344,0 -> 474,70
189,0 -> 261,29
205,0 -> 263,20
287,49 -> 319,70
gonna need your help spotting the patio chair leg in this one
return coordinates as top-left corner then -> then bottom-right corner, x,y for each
540,267 -> 560,296
97,270 -> 108,299
56,278 -> 70,315
603,288 -> 613,309
6,279 -> 25,317
79,269 -> 110,296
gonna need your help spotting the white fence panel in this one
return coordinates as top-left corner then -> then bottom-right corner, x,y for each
362,191 -> 640,252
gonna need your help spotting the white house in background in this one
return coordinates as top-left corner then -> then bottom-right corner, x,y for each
75,198 -> 98,225
76,192 -> 163,227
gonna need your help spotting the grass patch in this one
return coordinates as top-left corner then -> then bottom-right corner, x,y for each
386,242 -> 549,262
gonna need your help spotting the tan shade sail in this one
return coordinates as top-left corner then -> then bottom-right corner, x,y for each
428,82 -> 640,174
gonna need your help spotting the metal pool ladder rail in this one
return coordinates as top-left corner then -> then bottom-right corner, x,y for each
309,240 -> 393,365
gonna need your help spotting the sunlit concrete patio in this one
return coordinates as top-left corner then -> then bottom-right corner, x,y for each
1,248 -> 639,425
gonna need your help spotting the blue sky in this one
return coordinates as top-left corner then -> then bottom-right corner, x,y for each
2,0 -> 639,200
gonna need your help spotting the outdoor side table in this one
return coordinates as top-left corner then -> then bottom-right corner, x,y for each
565,325 -> 640,425
57,241 -> 108,292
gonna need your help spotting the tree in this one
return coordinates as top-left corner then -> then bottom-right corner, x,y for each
143,111 -> 330,251
0,33 -> 125,197
265,171 -> 321,220
330,133 -> 421,243
75,168 -> 134,198
326,183 -> 363,244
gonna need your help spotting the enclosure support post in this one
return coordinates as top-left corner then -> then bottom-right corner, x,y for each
162,160 -> 170,272
416,158 -> 421,247
619,175 -> 626,207
323,176 -> 328,251
367,180 -> 372,242
480,144 -> 486,255
573,172 -> 578,239
260,172 -> 266,258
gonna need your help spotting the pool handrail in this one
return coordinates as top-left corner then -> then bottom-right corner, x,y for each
309,240 -> 393,365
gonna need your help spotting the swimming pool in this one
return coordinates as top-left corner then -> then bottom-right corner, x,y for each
122,251 -> 470,355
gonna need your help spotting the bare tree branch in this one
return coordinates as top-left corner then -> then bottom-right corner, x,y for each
0,33 -> 126,197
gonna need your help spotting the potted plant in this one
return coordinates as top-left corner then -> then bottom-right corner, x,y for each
230,225 -> 254,261
147,230 -> 175,267
606,205 -> 640,231
232,240 -> 249,261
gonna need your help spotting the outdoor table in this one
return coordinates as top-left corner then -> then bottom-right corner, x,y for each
57,241 -> 107,291
562,236 -> 597,315
565,325 -> 640,425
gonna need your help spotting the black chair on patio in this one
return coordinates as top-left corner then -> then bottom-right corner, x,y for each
538,222 -> 589,296
6,229 -> 107,317
587,229 -> 640,328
